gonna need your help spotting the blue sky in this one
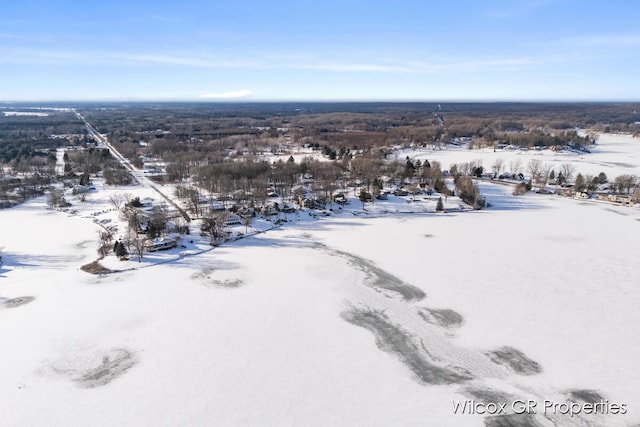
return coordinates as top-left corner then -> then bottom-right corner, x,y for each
1,0 -> 639,101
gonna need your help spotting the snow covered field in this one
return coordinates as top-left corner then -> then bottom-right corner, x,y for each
402,133 -> 640,178
1,135 -> 639,426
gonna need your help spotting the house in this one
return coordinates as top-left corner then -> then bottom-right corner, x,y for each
208,201 -> 225,211
263,205 -> 279,215
298,197 -> 313,208
281,204 -> 296,213
608,194 -> 634,205
404,186 -> 422,195
139,198 -> 154,209
224,214 -> 243,226
333,193 -> 348,204
145,235 -> 180,252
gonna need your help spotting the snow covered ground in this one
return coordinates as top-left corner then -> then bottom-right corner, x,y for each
401,133 -> 640,178
1,134 -> 639,426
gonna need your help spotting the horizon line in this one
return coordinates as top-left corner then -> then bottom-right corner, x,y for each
2,98 -> 640,105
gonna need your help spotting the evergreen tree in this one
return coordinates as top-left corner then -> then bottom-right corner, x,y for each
436,197 -> 444,212
115,241 -> 128,258
597,172 -> 608,184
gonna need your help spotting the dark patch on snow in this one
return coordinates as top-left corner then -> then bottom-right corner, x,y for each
2,296 -> 35,308
80,260 -> 113,275
191,269 -> 244,288
608,161 -> 636,169
418,307 -> 463,328
484,414 -> 545,427
48,348 -> 138,388
49,348 -> 137,388
210,278 -> 244,288
486,347 -> 542,375
567,389 -> 605,404
342,308 -> 472,385
424,233 -> 435,238
604,208 -> 628,216
328,249 -> 426,301
75,240 -> 94,249
76,348 -> 136,388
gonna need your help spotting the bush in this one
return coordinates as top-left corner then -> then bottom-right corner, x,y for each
455,176 -> 485,209
513,182 -> 529,195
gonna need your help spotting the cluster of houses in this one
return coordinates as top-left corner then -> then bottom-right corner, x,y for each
598,193 -> 636,206
537,186 -> 637,206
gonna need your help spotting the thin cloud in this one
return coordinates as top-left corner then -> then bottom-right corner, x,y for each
0,46 -> 545,74
199,89 -> 254,99
563,33 -> 640,48
109,52 -> 259,68
290,62 -> 414,73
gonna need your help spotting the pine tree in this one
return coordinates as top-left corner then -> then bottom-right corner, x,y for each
115,241 -> 128,258
597,172 -> 608,184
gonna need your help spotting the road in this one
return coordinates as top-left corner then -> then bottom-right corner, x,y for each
74,111 -> 191,223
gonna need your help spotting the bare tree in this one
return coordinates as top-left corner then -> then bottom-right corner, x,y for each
109,193 -> 126,210
242,215 -> 252,234
560,163 -> 577,184
47,188 -> 66,208
614,174 -> 638,194
508,158 -> 522,175
73,185 -> 90,202
127,229 -> 145,262
583,174 -> 596,191
147,205 -> 169,239
527,159 -> 542,185
97,229 -> 113,258
491,158 -> 504,177
459,162 -> 472,177
121,205 -> 141,232
201,211 -> 230,244
175,185 -> 202,217
540,163 -> 553,187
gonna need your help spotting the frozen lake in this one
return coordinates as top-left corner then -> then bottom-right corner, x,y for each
1,136 -> 639,426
